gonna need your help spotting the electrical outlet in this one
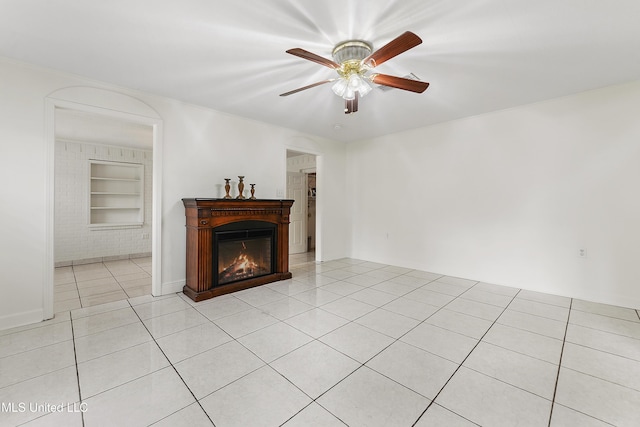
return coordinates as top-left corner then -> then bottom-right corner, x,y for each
142,233 -> 150,240
276,188 -> 284,198
578,248 -> 587,258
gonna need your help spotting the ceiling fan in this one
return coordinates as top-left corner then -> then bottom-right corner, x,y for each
280,31 -> 429,114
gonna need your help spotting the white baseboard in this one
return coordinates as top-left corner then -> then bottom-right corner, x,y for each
0,308 -> 44,332
160,280 -> 185,296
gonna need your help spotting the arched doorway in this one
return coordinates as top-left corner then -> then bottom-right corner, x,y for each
44,87 -> 163,319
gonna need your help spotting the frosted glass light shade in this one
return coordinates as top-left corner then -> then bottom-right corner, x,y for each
358,79 -> 372,97
344,86 -> 355,100
332,79 -> 348,97
332,73 -> 372,100
348,73 -> 361,88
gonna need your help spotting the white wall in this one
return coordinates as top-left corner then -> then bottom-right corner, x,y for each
347,81 -> 640,309
4,52 -> 637,330
0,57 -> 348,330
55,140 -> 153,264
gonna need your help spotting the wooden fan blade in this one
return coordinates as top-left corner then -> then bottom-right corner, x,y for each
286,48 -> 340,69
344,92 -> 359,114
363,31 -> 422,68
371,74 -> 429,93
280,79 -> 334,97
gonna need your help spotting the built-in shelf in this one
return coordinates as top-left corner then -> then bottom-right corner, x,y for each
91,192 -> 140,196
89,160 -> 144,227
90,207 -> 140,210
90,177 -> 140,181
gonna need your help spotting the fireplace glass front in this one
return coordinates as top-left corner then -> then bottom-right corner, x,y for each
215,226 -> 274,286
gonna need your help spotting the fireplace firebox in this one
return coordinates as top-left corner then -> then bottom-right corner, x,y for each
214,222 -> 276,286
182,199 -> 294,302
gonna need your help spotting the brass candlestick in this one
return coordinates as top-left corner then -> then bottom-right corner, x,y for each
249,184 -> 256,200
236,176 -> 245,199
223,178 -> 232,199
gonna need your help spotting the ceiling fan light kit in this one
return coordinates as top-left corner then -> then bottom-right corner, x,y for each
281,31 -> 429,114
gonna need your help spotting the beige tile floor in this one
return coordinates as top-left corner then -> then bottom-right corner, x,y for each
53,254 -> 310,314
54,257 -> 152,313
3,254 -> 640,426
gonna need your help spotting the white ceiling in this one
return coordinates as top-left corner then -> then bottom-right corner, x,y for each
2,0 -> 640,142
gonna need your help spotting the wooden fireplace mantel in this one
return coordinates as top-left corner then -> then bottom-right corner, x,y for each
182,198 -> 294,302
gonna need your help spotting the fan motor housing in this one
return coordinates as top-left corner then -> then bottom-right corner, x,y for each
332,40 -> 372,65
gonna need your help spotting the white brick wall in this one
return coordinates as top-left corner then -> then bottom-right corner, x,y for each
54,140 -> 153,264
287,154 -> 316,172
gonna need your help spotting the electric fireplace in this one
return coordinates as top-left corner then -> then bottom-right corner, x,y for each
182,198 -> 294,302
214,222 -> 275,286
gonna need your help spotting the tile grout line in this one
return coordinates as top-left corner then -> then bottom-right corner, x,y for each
196,296 -> 320,406
274,274 -> 508,426
274,269 -> 482,417
69,314 -> 86,427
43,260 -> 638,426
126,299 -> 218,427
547,298 -> 573,427
105,261 -> 134,300
571,306 -> 640,324
256,267 -> 434,425
188,305 -> 337,423
72,266 -> 82,312
47,259 -> 640,426
69,298 -> 234,420
410,285 -> 521,426
67,260 -> 151,310
1,320 -> 83,425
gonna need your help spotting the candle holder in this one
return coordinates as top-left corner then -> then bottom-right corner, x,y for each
236,176 -> 245,199
249,184 -> 256,200
223,178 -> 232,199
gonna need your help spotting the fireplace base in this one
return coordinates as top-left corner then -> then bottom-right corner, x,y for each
183,271 -> 292,302
182,198 -> 294,302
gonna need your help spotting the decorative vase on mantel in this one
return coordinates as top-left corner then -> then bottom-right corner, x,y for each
236,176 -> 245,199
250,184 -> 256,200
223,178 -> 232,199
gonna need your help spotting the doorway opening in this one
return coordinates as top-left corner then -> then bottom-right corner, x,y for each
45,91 -> 163,320
53,109 -> 154,313
286,150 -> 318,267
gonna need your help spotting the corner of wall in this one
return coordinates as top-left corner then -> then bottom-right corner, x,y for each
0,308 -> 44,332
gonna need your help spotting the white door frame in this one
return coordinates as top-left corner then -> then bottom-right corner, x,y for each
285,147 -> 321,262
44,97 -> 163,320
287,171 -> 308,254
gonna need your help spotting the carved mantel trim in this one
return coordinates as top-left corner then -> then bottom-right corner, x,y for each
182,198 -> 294,302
